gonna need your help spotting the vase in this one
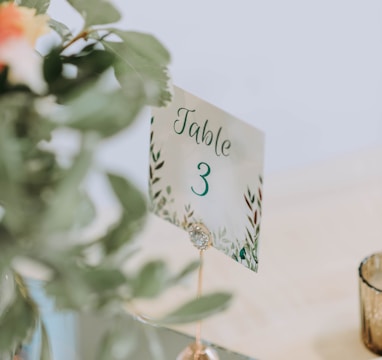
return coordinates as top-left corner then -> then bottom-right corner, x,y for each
23,280 -> 79,360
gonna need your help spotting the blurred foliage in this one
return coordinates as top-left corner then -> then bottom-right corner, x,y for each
0,0 -> 232,359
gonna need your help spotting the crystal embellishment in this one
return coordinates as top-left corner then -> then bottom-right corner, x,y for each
188,223 -> 212,251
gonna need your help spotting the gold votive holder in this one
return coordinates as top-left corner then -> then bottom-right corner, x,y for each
359,252 -> 382,355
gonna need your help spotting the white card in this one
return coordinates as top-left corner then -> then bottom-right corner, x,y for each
149,86 -> 264,271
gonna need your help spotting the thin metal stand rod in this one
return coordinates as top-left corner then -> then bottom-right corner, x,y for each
195,250 -> 204,352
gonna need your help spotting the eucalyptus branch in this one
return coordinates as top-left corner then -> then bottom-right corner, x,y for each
0,0 -> 214,357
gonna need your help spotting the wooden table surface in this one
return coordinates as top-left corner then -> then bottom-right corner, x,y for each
123,145 -> 382,360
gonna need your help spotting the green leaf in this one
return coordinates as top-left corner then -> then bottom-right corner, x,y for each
16,0 -> 50,14
63,85 -> 143,138
143,325 -> 165,360
157,292 -> 232,325
83,268 -> 126,293
0,66 -> 8,93
0,105 -> 29,234
114,30 -> 170,66
44,259 -> 111,310
101,215 -> 138,254
74,191 -> 96,228
107,174 -> 146,223
131,261 -> 169,298
67,0 -> 121,27
100,174 -> 147,255
48,45 -> 116,96
103,30 -> 171,107
0,230 -> 18,277
43,48 -> 63,84
48,19 -> 72,41
97,317 -> 138,360
43,249 -> 127,310
0,351 -> 13,359
0,269 -> 16,315
172,260 -> 199,283
64,49 -> 115,78
0,275 -> 38,353
40,321 -> 51,360
43,135 -> 95,233
44,189 -> 96,232
45,265 -> 93,309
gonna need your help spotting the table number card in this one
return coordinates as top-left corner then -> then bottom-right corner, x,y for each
149,86 -> 264,272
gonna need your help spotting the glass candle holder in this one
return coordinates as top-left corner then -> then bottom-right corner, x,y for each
359,252 -> 382,355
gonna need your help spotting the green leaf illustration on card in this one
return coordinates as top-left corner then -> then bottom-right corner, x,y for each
149,86 -> 264,272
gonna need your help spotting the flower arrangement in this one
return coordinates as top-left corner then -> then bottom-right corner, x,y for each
0,0 -> 231,359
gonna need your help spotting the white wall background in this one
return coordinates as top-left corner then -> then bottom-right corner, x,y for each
48,0 -> 382,181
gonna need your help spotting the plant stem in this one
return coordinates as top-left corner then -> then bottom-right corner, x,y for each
62,30 -> 89,51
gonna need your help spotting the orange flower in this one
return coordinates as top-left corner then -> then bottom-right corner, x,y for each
0,2 -> 49,46
0,2 -> 50,93
0,3 -> 24,43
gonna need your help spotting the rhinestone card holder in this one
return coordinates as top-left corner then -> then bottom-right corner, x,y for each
176,223 -> 219,360
188,223 -> 213,251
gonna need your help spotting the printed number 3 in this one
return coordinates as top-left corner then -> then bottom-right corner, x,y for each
191,162 -> 211,197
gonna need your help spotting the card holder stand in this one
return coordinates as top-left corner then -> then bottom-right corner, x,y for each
176,223 -> 219,360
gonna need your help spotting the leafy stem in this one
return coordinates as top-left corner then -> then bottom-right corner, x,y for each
14,272 -> 33,304
62,29 -> 90,51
